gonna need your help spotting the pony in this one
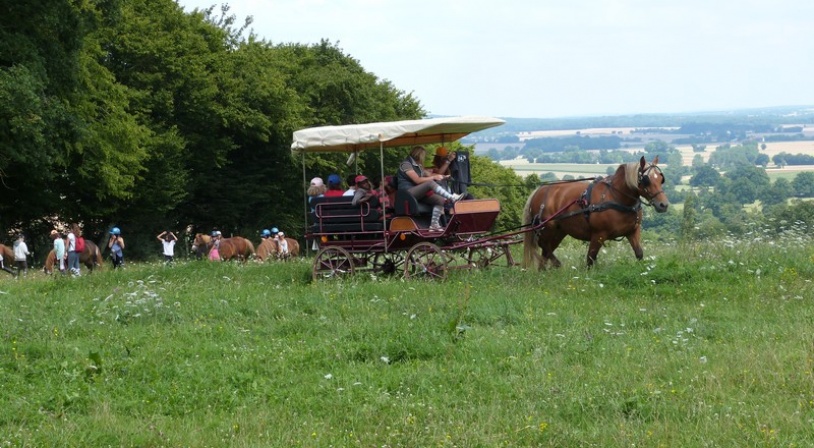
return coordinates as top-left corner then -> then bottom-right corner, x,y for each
0,244 -> 16,276
43,240 -> 104,274
217,237 -> 255,262
256,237 -> 300,261
191,233 -> 212,259
522,156 -> 669,269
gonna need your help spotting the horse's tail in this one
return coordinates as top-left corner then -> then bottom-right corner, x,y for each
244,238 -> 256,261
289,238 -> 300,257
44,250 -> 56,274
522,187 -> 543,270
94,244 -> 104,269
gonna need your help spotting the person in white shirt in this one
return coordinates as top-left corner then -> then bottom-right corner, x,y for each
277,232 -> 289,258
342,173 -> 357,197
67,224 -> 80,276
13,234 -> 30,276
157,231 -> 178,264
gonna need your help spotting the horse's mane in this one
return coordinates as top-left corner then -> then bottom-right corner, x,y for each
619,162 -> 639,190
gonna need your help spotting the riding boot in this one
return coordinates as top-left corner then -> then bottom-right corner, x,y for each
429,205 -> 444,231
433,185 -> 463,202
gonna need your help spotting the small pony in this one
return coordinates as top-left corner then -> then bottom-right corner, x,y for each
523,156 -> 669,268
43,240 -> 104,274
0,245 -> 16,276
217,237 -> 255,262
191,233 -> 213,259
256,237 -> 300,261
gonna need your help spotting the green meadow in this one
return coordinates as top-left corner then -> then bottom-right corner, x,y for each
2,231 -> 814,447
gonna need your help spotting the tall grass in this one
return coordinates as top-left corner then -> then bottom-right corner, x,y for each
2,231 -> 813,447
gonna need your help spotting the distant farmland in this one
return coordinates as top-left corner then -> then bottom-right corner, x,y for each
489,134 -> 814,180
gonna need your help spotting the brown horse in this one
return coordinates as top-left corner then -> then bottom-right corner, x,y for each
43,240 -> 104,274
191,233 -> 213,259
522,156 -> 669,269
217,237 -> 255,262
256,238 -> 300,261
0,244 -> 16,276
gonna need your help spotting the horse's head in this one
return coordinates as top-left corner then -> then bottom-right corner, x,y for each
637,156 -> 669,213
191,233 -> 211,252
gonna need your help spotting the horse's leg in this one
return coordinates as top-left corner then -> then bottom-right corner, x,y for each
626,227 -> 644,260
539,229 -> 566,269
587,234 -> 608,267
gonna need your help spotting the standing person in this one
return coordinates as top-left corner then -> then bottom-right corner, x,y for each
67,224 -> 81,276
157,230 -> 178,264
398,146 -> 463,231
51,230 -> 66,274
209,230 -> 222,261
108,227 -> 125,269
277,231 -> 289,258
13,234 -> 30,276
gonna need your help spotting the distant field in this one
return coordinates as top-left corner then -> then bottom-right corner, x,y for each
496,136 -> 814,180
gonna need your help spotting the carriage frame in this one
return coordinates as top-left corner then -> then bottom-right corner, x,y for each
292,116 -> 535,280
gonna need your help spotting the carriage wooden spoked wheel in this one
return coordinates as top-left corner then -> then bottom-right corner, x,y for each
465,246 -> 494,269
404,242 -> 448,280
312,246 -> 355,281
371,252 -> 404,276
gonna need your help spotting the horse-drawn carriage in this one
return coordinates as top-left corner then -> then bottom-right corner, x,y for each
292,116 -> 669,281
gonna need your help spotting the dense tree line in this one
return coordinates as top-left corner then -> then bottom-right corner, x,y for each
1,0 -> 424,259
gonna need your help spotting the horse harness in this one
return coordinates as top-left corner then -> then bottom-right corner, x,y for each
534,162 -> 665,226
548,176 -> 642,223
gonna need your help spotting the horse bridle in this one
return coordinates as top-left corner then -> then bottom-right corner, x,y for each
637,164 -> 665,206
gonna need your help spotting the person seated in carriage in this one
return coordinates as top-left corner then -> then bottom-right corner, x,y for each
398,146 -> 464,231
324,173 -> 345,197
351,174 -> 378,207
343,173 -> 357,197
307,177 -> 326,211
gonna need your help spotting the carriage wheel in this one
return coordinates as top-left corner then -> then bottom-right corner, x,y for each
371,252 -> 404,276
466,247 -> 493,269
404,242 -> 447,280
312,246 -> 355,281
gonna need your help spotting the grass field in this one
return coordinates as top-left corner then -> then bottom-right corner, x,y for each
3,228 -> 814,447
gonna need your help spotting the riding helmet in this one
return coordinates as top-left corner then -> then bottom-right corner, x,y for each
271,227 -> 279,234
110,227 -> 121,235
261,229 -> 271,237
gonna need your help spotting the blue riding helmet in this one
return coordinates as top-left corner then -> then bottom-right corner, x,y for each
271,227 -> 279,234
261,229 -> 271,237
110,227 -> 121,235
211,230 -> 218,237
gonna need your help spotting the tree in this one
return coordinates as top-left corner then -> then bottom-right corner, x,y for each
720,165 -> 770,204
680,192 -> 697,243
468,154 -> 526,231
754,153 -> 770,167
761,178 -> 792,206
792,172 -> 814,197
689,166 -> 721,187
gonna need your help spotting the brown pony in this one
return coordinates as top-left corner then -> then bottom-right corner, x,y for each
191,233 -> 213,259
0,244 -> 16,276
256,237 -> 300,261
522,156 -> 669,269
43,240 -> 104,274
217,237 -> 255,262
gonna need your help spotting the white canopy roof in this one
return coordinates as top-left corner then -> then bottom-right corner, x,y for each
290,116 -> 505,154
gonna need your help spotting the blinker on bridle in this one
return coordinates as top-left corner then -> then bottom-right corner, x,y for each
638,164 -> 665,204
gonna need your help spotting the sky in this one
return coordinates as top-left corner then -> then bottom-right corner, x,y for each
176,0 -> 814,119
